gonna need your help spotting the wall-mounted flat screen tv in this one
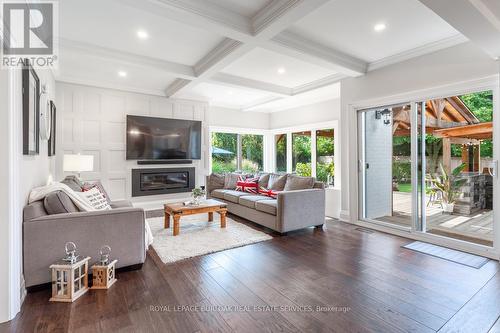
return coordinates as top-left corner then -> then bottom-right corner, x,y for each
126,115 -> 202,160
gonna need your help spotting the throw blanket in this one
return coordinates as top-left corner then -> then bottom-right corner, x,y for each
29,182 -> 96,211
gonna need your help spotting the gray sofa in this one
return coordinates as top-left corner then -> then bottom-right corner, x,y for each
206,173 -> 325,233
23,198 -> 146,288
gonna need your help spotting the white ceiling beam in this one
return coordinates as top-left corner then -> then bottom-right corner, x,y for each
165,0 -> 337,97
418,0 -> 500,59
251,0 -> 331,38
59,38 -> 195,80
266,31 -> 367,76
210,73 -> 292,97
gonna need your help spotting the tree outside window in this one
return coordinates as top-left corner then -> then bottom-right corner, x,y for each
275,134 -> 287,172
316,129 -> 334,185
211,132 -> 264,173
292,131 -> 311,176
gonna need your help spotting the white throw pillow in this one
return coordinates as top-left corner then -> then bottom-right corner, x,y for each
79,187 -> 111,211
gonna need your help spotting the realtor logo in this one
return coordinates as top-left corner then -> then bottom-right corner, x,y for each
1,1 -> 58,68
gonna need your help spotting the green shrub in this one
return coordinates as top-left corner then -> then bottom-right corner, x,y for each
295,162 -> 312,177
393,160 -> 411,182
212,160 -> 236,174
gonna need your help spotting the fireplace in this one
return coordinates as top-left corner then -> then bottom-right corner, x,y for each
132,168 -> 195,197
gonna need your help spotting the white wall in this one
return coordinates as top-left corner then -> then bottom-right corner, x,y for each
0,66 -> 55,323
209,106 -> 270,129
56,83 -> 210,203
269,98 -> 340,129
340,41 -> 499,221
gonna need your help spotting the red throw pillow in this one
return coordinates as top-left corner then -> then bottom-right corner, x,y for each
235,176 -> 259,194
258,187 -> 278,199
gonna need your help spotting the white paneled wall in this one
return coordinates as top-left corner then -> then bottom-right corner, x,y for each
56,82 -> 209,201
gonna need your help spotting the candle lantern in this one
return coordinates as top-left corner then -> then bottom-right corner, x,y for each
91,245 -> 117,289
50,242 -> 90,302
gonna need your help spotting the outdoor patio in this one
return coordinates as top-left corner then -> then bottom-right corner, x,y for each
375,192 -> 493,246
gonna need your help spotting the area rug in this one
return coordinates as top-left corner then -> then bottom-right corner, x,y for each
147,214 -> 273,264
402,241 -> 489,269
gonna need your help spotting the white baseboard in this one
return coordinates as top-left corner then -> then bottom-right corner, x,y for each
339,210 -> 350,222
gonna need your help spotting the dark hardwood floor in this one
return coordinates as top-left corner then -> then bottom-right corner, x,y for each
2,218 -> 500,333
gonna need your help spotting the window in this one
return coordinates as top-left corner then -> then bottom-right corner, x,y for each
316,129 -> 334,185
292,131 -> 311,176
211,132 -> 264,173
211,132 -> 237,173
275,134 -> 287,172
241,134 -> 263,172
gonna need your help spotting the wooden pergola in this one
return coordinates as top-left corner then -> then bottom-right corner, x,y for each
392,97 -> 491,173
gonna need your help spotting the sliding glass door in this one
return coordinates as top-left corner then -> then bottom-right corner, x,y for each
359,103 -> 414,229
359,89 -> 497,248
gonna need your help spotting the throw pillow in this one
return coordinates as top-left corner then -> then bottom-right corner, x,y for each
60,175 -> 83,192
44,191 -> 80,215
235,176 -> 259,194
224,172 -> 240,189
268,173 -> 288,191
82,181 -> 112,204
208,173 -> 225,191
283,175 -> 315,191
79,187 -> 111,210
257,173 -> 270,189
258,187 -> 278,199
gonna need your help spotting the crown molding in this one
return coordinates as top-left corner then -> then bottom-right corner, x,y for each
194,38 -> 244,76
60,38 -> 195,79
56,75 -> 168,97
368,34 -> 469,71
292,73 -> 345,95
118,0 -> 253,41
268,30 -> 368,76
165,78 -> 192,97
241,96 -> 284,111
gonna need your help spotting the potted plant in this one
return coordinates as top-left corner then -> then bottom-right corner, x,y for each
431,163 -> 466,214
191,187 -> 206,206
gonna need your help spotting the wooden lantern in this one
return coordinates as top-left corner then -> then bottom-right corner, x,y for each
50,256 -> 90,302
91,259 -> 117,289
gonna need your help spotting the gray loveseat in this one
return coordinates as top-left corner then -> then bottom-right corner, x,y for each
206,173 -> 325,233
23,191 -> 146,288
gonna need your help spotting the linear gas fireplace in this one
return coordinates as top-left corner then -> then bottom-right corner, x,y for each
132,167 -> 195,197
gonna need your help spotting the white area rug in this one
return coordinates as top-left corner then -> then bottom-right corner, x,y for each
147,214 -> 273,264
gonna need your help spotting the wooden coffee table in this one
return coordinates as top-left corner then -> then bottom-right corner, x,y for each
164,199 -> 228,236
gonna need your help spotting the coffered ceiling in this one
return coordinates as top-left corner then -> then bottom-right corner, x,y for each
56,0 -> 499,112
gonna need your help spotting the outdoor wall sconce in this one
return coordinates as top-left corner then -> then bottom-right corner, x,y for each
375,109 -> 391,125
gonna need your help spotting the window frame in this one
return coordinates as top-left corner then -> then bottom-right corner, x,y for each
209,126 -> 269,174
269,120 -> 339,189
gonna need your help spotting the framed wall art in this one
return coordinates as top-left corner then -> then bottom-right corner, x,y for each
22,60 -> 40,155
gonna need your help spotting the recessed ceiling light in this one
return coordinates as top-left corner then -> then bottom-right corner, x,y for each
118,71 -> 127,78
277,67 -> 286,74
374,23 -> 386,32
137,30 -> 149,40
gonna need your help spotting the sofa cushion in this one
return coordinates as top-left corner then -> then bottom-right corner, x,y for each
208,173 -> 225,190
284,175 -> 315,191
255,200 -> 277,216
223,190 -> 249,203
239,195 -> 273,209
44,191 -> 80,215
211,189 -> 228,200
224,173 -> 240,189
257,173 -> 270,188
24,200 -> 48,221
60,175 -> 83,192
268,173 -> 288,191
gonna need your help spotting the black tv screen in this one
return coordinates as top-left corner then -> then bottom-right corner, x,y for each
126,115 -> 202,160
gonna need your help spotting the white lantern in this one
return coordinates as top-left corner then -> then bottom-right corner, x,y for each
50,256 -> 90,302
